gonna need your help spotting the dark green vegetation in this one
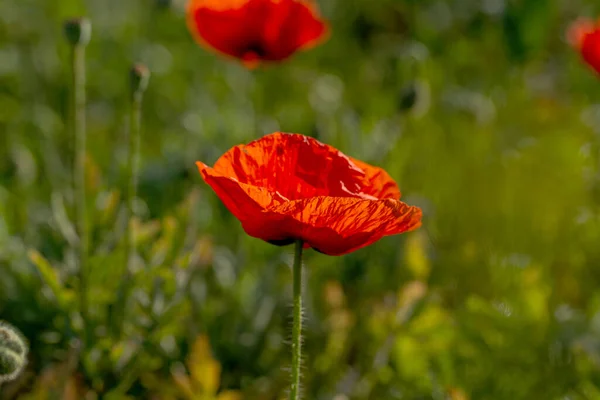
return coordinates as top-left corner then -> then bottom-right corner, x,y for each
2,0 -> 600,398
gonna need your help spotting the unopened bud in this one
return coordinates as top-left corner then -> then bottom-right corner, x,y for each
0,322 -> 28,383
64,18 -> 92,46
130,63 -> 150,98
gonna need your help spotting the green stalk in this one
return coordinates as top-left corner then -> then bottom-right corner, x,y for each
125,64 -> 149,271
289,239 -> 304,400
111,64 -> 150,338
72,43 -> 89,334
64,18 -> 91,343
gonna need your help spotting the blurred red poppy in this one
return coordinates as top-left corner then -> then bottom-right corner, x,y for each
196,132 -> 422,256
186,0 -> 328,68
568,18 -> 600,75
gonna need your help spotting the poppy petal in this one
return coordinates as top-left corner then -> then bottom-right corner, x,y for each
196,132 -> 422,255
212,132 -> 376,200
581,30 -> 600,74
349,157 -> 402,199
567,18 -> 595,48
569,18 -> 600,75
187,0 -> 266,62
197,162 -> 287,223
242,196 -> 422,256
261,0 -> 329,60
187,0 -> 328,66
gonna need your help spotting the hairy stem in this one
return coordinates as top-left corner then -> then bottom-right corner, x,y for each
289,239 -> 304,400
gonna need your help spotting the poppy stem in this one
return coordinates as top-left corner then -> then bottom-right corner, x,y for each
290,239 -> 304,400
125,65 -> 149,275
64,18 -> 91,345
72,44 -> 89,337
111,64 -> 150,338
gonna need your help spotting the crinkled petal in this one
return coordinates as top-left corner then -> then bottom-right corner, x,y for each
213,132 -> 375,200
349,157 -> 401,199
242,196 -> 422,256
196,162 -> 287,224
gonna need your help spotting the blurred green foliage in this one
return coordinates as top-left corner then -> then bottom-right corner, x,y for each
2,0 -> 600,398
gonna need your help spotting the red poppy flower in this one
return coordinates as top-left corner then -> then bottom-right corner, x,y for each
196,132 -> 422,256
186,0 -> 328,68
568,18 -> 600,75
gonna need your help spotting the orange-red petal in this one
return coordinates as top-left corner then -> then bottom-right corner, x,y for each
259,0 -> 328,60
186,0 -> 328,66
196,132 -> 422,255
569,18 -> 600,75
244,196 -> 422,255
568,18 -> 595,48
187,0 -> 262,62
212,132 -> 379,200
348,157 -> 401,200
582,30 -> 600,75
197,161 -> 287,222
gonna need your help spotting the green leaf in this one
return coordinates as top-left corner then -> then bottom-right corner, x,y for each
28,249 -> 73,310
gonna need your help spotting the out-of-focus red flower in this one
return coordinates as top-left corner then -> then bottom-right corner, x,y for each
568,18 -> 600,75
196,132 -> 422,256
186,0 -> 328,68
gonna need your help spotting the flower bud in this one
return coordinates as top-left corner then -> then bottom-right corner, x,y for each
63,18 -> 92,46
130,63 -> 150,98
0,322 -> 28,382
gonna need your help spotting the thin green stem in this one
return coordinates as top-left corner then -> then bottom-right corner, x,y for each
71,43 -> 89,342
125,90 -> 142,273
111,65 -> 149,339
289,239 -> 304,400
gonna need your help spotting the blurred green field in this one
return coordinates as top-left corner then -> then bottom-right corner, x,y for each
2,0 -> 600,398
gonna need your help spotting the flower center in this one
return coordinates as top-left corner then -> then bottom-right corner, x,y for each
242,43 -> 266,60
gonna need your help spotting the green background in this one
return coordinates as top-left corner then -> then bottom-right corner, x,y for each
2,0 -> 600,398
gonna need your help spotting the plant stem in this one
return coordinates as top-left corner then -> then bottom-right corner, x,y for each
71,43 -> 89,342
111,65 -> 149,339
289,239 -> 304,400
125,80 -> 143,274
